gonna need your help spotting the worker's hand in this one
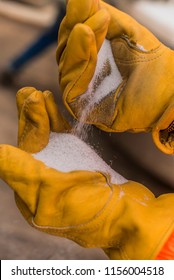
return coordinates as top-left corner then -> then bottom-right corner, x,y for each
16,87 -> 70,153
57,0 -> 174,154
1,142 -> 174,259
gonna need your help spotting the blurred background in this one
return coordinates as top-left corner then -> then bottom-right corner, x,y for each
0,0 -> 174,260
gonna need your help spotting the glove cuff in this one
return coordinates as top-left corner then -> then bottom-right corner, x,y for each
152,101 -> 174,154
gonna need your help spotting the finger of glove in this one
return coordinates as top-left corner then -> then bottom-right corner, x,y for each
59,23 -> 97,104
57,0 -> 100,63
0,144 -> 43,214
57,9 -> 109,66
101,1 -> 160,51
18,90 -> 50,153
43,90 -> 71,132
16,87 -> 37,117
84,9 -> 110,51
66,0 -> 100,28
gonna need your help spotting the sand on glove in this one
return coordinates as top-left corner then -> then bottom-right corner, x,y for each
33,132 -> 127,185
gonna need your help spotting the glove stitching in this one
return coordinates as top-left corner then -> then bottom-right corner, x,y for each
32,190 -> 113,232
30,225 -> 90,247
16,197 -> 91,248
95,120 -> 152,133
31,226 -> 118,248
115,52 -> 164,65
116,38 -> 163,57
103,115 -> 152,132
31,185 -> 124,247
31,184 -> 131,249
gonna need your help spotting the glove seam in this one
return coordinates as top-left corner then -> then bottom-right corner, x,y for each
32,184 -> 114,231
31,184 -> 126,248
115,37 -> 163,57
96,122 -> 152,133
115,53 -> 164,65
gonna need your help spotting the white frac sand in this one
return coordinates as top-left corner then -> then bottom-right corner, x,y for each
33,132 -> 127,185
84,39 -> 122,104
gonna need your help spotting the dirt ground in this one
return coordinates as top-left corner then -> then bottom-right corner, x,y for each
0,14 -> 173,260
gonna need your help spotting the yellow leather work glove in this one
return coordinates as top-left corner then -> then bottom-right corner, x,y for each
1,87 -> 174,260
16,87 -> 70,153
57,0 -> 174,155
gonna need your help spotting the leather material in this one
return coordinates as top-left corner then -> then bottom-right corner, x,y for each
57,0 -> 174,154
16,87 -> 70,153
0,144 -> 174,259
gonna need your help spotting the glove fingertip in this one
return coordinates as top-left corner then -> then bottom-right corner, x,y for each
16,87 -> 37,115
85,8 -> 110,51
66,0 -> 100,28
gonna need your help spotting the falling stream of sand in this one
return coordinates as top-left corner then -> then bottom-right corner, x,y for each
72,39 -> 123,141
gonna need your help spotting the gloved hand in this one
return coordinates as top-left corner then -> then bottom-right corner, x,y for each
16,87 -> 70,153
57,0 -> 174,155
1,87 -> 174,260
